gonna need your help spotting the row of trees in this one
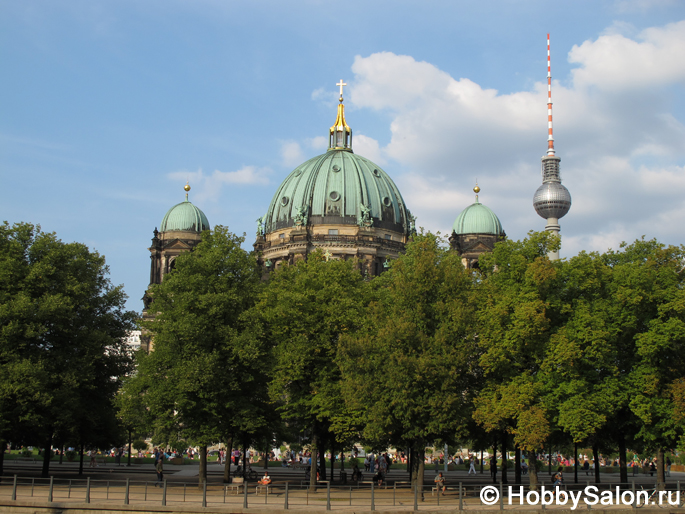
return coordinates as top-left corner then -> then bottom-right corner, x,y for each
0,222 -> 137,478
122,226 -> 685,490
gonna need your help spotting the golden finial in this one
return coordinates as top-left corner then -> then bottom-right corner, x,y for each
329,80 -> 352,151
184,182 -> 191,192
473,184 -> 480,194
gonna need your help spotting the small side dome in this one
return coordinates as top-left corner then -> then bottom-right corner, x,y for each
160,186 -> 210,232
453,201 -> 504,236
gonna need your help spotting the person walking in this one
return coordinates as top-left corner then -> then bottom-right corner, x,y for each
490,455 -> 497,483
156,454 -> 164,486
468,455 -> 476,475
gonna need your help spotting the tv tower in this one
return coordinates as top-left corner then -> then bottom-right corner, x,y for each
533,33 -> 571,260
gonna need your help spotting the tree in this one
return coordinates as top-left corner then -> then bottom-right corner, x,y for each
607,240 -> 685,487
257,251 -> 369,489
134,226 -> 266,486
0,222 -> 136,477
339,233 -> 479,490
472,232 -> 563,490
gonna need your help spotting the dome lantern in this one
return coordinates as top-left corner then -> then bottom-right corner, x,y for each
329,80 -> 352,151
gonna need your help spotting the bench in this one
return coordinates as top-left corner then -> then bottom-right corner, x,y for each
300,480 -> 330,487
227,477 -> 244,494
358,480 -> 387,489
255,484 -> 272,495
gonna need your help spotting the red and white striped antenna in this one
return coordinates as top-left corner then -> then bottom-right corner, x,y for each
547,33 -> 555,156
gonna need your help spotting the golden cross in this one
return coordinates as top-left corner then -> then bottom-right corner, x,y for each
336,80 -> 347,100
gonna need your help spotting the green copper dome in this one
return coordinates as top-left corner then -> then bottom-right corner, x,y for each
453,200 -> 504,236
160,198 -> 210,233
264,149 -> 412,235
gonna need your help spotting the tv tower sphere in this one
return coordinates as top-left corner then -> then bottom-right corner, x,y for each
533,178 -> 571,219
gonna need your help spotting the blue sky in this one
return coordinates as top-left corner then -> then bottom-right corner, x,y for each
2,0 -> 684,312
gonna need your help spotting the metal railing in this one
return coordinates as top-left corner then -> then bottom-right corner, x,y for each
1,475 -> 683,510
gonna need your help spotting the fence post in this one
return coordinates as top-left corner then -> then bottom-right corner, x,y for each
284,482 -> 288,510
327,481 -> 331,511
243,477 -> 248,509
393,483 -> 396,506
68,479 -> 71,499
11,475 -> 17,501
124,478 -> 129,505
587,480 -> 591,510
48,476 -> 54,502
414,484 -> 418,511
459,482 -> 463,511
162,479 -> 167,506
499,480 -> 503,511
202,480 -> 207,507
86,477 -> 91,503
632,479 -> 636,509
371,481 -> 375,511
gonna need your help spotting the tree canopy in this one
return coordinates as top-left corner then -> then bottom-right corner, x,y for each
0,222 -> 136,476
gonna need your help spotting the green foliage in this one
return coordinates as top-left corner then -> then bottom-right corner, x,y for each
257,251 -> 370,443
134,226 -> 269,450
339,233 -> 478,450
0,222 -> 136,467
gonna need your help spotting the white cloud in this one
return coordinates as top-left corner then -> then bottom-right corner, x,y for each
280,141 -> 305,167
307,136 -> 328,152
346,21 -> 685,255
168,166 -> 271,202
353,134 -> 385,165
569,20 -> 685,91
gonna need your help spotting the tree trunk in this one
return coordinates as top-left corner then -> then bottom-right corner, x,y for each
657,449 -> 665,490
127,430 -> 132,467
309,430 -> 318,492
417,449 -> 425,501
501,432 -> 508,484
263,444 -> 269,470
41,434 -> 52,478
407,447 -> 413,481
0,440 -> 5,482
528,450 -> 539,491
514,445 -> 521,485
480,449 -> 483,474
410,446 -> 419,486
59,445 -> 63,465
243,446 -> 248,478
318,433 -> 326,481
618,435 -> 627,484
574,442 -> 578,484
592,444 -> 600,483
330,440 -> 335,482
491,436 -> 498,484
199,445 -> 207,487
78,444 -> 84,476
548,450 -> 552,475
224,437 -> 233,483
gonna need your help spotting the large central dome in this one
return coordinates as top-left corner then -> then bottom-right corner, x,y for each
255,81 -> 413,276
264,149 -> 411,236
